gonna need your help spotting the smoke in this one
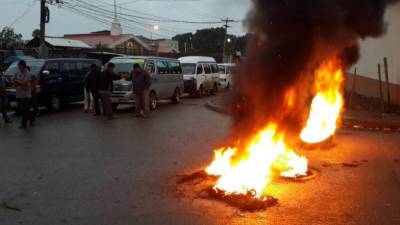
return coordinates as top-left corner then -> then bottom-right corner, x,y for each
229,0 -> 399,140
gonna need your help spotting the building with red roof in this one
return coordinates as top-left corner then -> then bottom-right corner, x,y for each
64,30 -> 151,56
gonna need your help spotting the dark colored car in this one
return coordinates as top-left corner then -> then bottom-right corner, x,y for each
5,58 -> 101,111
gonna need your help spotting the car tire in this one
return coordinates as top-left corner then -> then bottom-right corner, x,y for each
172,88 -> 181,104
149,91 -> 157,110
48,95 -> 61,112
196,85 -> 205,98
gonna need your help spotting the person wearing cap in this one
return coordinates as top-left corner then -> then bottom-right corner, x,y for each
131,63 -> 151,118
0,72 -> 11,124
14,60 -> 35,128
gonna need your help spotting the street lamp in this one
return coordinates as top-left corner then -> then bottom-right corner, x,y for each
150,24 -> 159,55
150,24 -> 159,40
227,38 -> 231,43
153,25 -> 159,31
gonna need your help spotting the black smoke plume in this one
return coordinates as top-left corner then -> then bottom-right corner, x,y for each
229,0 -> 399,140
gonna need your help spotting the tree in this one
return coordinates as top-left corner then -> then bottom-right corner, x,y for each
32,29 -> 41,38
172,28 -> 249,56
172,33 -> 193,54
0,26 -> 23,48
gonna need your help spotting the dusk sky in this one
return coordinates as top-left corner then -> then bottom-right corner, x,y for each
0,0 -> 252,40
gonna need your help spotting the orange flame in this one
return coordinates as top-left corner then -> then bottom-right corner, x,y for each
205,59 -> 344,199
300,60 -> 345,144
206,124 -> 308,198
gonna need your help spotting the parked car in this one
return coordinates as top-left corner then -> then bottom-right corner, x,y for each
179,56 -> 220,97
108,56 -> 184,110
218,63 -> 236,89
5,58 -> 101,111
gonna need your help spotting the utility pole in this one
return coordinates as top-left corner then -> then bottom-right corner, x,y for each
383,57 -> 392,111
40,0 -> 50,58
349,68 -> 357,106
222,17 -> 234,63
377,63 -> 385,112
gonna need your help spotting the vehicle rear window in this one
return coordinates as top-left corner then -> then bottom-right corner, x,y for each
108,59 -> 145,79
5,61 -> 44,77
181,63 -> 196,75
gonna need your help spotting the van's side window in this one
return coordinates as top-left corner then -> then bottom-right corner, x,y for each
146,61 -> 156,75
156,61 -> 169,74
44,62 -> 59,75
211,64 -> 218,73
62,62 -> 79,79
203,64 -> 211,74
168,61 -> 182,74
196,64 -> 203,74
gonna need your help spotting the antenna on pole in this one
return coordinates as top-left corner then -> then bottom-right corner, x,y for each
111,0 -> 122,35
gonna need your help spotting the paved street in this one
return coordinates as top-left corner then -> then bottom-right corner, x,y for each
1,95 -> 400,225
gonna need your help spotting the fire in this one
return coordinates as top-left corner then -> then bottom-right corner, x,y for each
300,60 -> 345,144
205,59 -> 345,199
206,124 -> 308,199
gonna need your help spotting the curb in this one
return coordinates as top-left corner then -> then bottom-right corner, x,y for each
205,100 -> 231,115
206,101 -> 400,130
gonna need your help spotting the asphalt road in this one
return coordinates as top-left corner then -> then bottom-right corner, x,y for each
0,95 -> 400,225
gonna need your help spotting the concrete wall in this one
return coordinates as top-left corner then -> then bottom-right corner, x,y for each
345,73 -> 400,105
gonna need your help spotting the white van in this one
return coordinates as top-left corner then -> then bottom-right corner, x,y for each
179,56 -> 220,97
108,56 -> 184,110
218,63 -> 236,89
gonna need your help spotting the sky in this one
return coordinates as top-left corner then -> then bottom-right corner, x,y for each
0,0 -> 252,40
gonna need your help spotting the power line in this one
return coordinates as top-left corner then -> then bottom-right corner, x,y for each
9,0 -> 37,27
66,0 -> 228,24
59,3 -> 172,38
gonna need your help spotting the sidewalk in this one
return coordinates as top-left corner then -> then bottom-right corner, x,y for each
205,95 -> 400,130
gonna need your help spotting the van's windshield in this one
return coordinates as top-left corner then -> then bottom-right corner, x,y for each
5,61 -> 44,77
181,63 -> 196,75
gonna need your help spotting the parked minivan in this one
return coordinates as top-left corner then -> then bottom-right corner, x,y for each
218,63 -> 236,89
179,56 -> 220,97
5,58 -> 101,111
108,56 -> 184,110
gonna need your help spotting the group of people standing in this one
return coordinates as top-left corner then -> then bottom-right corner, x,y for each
84,62 -> 152,119
0,60 -> 37,129
0,60 -> 153,128
85,63 -> 116,119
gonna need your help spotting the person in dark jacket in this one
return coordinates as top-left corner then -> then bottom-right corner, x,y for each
131,63 -> 151,117
99,63 -> 116,119
0,73 -> 11,124
86,64 -> 102,116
